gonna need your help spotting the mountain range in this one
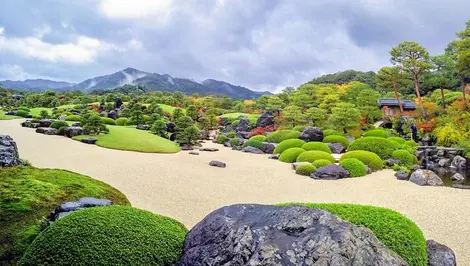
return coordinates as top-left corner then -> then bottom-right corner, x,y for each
0,68 -> 271,99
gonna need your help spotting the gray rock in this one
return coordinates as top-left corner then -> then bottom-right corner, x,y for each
39,119 -> 53,127
292,162 -> 311,170
327,142 -> 346,153
201,148 -> 219,152
236,131 -> 251,139
450,173 -> 465,182
366,166 -> 372,174
438,159 -> 451,168
311,164 -> 350,180
189,152 -> 199,155
48,197 -> 112,222
21,120 -> 33,128
5,110 -> 17,115
452,183 -> 470,189
299,126 -> 323,142
386,159 -> 401,167
427,240 -> 456,266
136,124 -> 151,130
235,117 -> 250,132
108,110 -> 118,120
268,154 -> 280,160
450,155 -> 467,168
242,146 -> 264,154
223,142 -> 231,148
58,115 -> 66,121
81,138 -> 98,144
345,136 -> 355,143
414,151 -> 425,160
199,130 -> 211,140
176,204 -> 407,266
395,170 -> 409,180
36,127 -> 58,135
0,135 -> 23,167
181,145 -> 193,151
71,122 -> 81,127
209,160 -> 226,168
256,111 -> 275,128
411,165 -> 421,171
409,170 -> 443,186
64,126 -> 83,138
263,142 -> 277,154
437,150 -> 445,157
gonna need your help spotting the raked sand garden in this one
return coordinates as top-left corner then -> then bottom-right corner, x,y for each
2,119 -> 470,264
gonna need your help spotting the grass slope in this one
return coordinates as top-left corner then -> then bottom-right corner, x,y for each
0,110 -> 21,120
0,166 -> 130,265
220,112 -> 260,119
73,125 -> 181,153
29,108 -> 52,117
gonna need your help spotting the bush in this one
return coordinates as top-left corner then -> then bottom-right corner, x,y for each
392,150 -> 415,168
348,137 -> 397,159
57,126 -> 68,135
387,136 -> 406,144
216,134 -> 229,144
322,135 -> 350,148
19,206 -> 187,266
116,117 -> 129,126
312,159 -> 333,168
229,138 -> 241,147
65,115 -> 82,122
404,140 -> 418,147
249,135 -> 266,142
225,131 -> 237,138
231,120 -> 240,126
279,203 -> 428,266
273,139 -> 306,154
323,129 -> 344,136
364,129 -> 389,138
340,150 -> 383,171
266,130 -> 301,143
50,121 -> 69,130
101,117 -> 116,125
296,150 -> 335,163
16,110 -> 29,117
295,164 -> 317,176
292,125 -> 306,131
243,140 -> 265,150
340,158 -> 367,177
279,148 -> 305,163
18,106 -> 30,112
124,119 -> 135,126
301,142 -> 332,153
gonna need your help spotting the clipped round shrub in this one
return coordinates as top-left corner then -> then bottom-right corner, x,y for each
50,121 -> 69,130
301,142 -> 332,153
65,115 -> 82,122
101,117 -> 116,125
243,140 -> 265,150
57,126 -> 68,135
19,206 -> 187,266
322,135 -> 349,148
292,125 -> 306,131
388,140 -> 402,150
392,149 -> 415,168
323,129 -> 344,136
348,137 -> 397,159
216,134 -> 229,144
225,131 -> 237,138
229,138 -> 241,147
266,130 -> 301,143
295,164 -> 317,176
279,148 -> 305,163
16,110 -> 29,117
249,135 -> 266,142
124,119 -> 135,126
340,158 -> 367,177
116,117 -> 129,126
387,137 -> 406,144
280,203 -> 428,266
313,159 -> 333,168
404,140 -> 418,147
364,129 -> 389,138
273,139 -> 306,154
296,150 -> 335,163
340,150 -> 383,171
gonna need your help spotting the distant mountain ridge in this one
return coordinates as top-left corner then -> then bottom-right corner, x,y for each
0,68 -> 271,99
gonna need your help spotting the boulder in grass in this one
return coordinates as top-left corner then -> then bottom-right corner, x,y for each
136,124 -> 151,130
48,197 -> 113,222
450,173 -> 465,182
81,138 -> 98,145
256,111 -> 275,128
0,135 -> 23,167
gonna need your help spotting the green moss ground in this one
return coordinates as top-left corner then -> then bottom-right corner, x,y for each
0,110 -> 21,120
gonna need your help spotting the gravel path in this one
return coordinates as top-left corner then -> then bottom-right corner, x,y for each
2,119 -> 470,265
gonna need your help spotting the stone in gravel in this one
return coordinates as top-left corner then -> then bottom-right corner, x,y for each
181,145 -> 193,151
394,170 -> 409,180
268,154 -> 280,160
386,159 -> 401,166
209,160 -> 226,168
263,142 -> 276,154
242,146 -> 264,154
427,240 -> 456,266
201,148 -> 219,152
450,173 -> 465,182
36,127 -> 58,135
189,152 -> 199,155
311,164 -> 350,180
366,166 -> 372,174
409,169 -> 443,186
176,204 -> 407,266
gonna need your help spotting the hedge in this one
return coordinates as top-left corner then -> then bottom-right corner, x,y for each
348,137 -> 397,159
266,130 -> 301,143
243,140 -> 265,150
392,150 -> 416,168
279,148 -> 305,163
116,118 -> 129,126
322,135 -> 350,148
65,115 -> 82,122
340,150 -> 383,171
50,121 -> 69,130
101,117 -> 116,125
323,129 -> 344,136
296,150 -> 335,163
295,164 -> 317,176
387,137 -> 406,145
301,142 -> 332,153
273,139 -> 306,154
278,203 -> 428,266
19,206 -> 187,266
312,159 -> 333,168
340,158 -> 367,177
364,129 -> 389,138
249,135 -> 267,142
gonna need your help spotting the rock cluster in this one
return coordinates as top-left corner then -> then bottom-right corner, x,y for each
0,135 -> 24,167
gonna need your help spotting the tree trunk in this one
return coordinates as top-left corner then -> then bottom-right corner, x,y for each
462,82 -> 469,110
392,82 -> 404,113
440,88 -> 446,109
413,75 -> 427,120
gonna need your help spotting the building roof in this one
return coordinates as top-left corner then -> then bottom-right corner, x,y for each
377,98 -> 416,110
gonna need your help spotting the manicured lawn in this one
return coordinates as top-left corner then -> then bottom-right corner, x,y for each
158,104 -> 184,113
220,112 -> 260,119
0,110 -> 21,120
73,125 -> 181,153
29,107 -> 52,117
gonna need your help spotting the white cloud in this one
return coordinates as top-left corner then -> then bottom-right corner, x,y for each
0,65 -> 30,80
98,0 -> 174,22
33,25 -> 51,38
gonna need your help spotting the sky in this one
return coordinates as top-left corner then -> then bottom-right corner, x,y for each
0,0 -> 469,92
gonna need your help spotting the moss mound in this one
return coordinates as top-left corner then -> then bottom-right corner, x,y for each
249,135 -> 266,142
65,115 -> 81,122
348,137 -> 397,159
387,137 -> 406,145
115,117 -> 129,126
279,148 -> 306,163
296,150 -> 335,163
19,206 -> 187,266
229,138 -> 241,147
301,142 -> 332,153
50,121 -> 69,130
273,139 -> 306,154
323,129 -> 344,136
243,140 -> 265,150
340,150 -> 383,171
295,164 -> 317,176
312,159 -> 333,168
266,130 -> 301,143
322,135 -> 350,148
364,129 -> 389,138
0,167 -> 130,265
340,158 -> 367,177
279,203 -> 428,266
392,150 -> 416,168
101,117 -> 116,125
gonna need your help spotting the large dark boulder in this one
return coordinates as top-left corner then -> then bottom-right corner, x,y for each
427,240 -> 456,266
409,170 -> 443,186
299,126 -> 323,142
235,117 -> 250,132
263,142 -> 277,154
256,111 -> 275,128
36,127 -> 58,135
64,126 -> 83,138
39,119 -> 53,128
21,120 -> 33,128
176,204 -> 407,266
108,110 -> 118,120
6,110 -> 18,115
327,142 -> 346,154
0,135 -> 23,167
311,164 -> 350,180
167,122 -> 177,133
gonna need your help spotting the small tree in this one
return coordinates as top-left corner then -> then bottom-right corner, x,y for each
172,108 -> 185,121
304,107 -> 327,126
104,102 -> 114,112
151,120 -> 168,138
39,110 -> 49,119
186,105 -> 199,121
328,103 -> 361,133
176,125 -> 200,145
175,116 -> 194,130
455,20 -> 470,109
130,103 -> 145,125
83,114 -> 108,135
282,105 -> 304,127
376,66 -> 410,113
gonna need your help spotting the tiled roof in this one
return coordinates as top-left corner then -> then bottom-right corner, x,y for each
377,98 -> 416,109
